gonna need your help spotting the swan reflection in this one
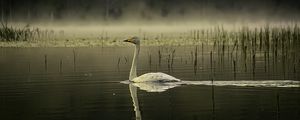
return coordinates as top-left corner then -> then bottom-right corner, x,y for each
123,80 -> 299,93
127,82 -> 181,120
132,82 -> 180,92
129,84 -> 141,120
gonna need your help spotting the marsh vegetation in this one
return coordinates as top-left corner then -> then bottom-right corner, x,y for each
1,23 -> 300,48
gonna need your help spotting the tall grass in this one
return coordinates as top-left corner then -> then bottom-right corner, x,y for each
1,22 -> 299,49
0,21 -> 55,42
0,22 -> 32,41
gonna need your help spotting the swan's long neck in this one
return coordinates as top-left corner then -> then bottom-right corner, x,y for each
129,44 -> 140,81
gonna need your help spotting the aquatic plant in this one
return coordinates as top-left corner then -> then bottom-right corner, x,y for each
0,21 -> 56,43
0,22 -> 32,41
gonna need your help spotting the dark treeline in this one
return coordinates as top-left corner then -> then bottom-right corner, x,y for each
1,0 -> 300,23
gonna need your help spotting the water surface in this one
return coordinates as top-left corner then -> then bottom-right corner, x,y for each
0,46 -> 299,120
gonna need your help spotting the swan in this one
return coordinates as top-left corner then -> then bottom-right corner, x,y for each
123,36 -> 180,82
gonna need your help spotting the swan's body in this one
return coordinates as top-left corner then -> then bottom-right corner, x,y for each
132,72 -> 180,83
124,36 -> 180,82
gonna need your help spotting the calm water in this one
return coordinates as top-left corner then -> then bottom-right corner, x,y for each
0,46 -> 299,120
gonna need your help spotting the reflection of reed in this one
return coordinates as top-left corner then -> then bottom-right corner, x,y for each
276,93 -> 280,120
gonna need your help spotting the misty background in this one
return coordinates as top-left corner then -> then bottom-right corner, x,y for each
1,0 -> 300,25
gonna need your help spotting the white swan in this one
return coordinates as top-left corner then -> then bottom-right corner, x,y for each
124,36 -> 180,82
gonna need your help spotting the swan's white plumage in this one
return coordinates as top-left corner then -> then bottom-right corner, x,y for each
132,72 -> 180,83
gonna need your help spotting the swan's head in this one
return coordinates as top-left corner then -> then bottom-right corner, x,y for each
123,36 -> 140,45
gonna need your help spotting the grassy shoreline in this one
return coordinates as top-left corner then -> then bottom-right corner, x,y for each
1,24 -> 299,48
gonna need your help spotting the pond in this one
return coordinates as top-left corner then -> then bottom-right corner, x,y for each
0,46 -> 299,120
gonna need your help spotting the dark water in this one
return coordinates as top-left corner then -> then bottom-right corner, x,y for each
0,46 -> 299,120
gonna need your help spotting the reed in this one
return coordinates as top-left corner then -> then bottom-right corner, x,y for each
194,46 -> 198,74
0,22 -> 31,41
73,48 -> 76,72
60,59 -> 63,73
233,60 -> 236,80
44,54 -> 47,72
158,49 -> 162,66
117,57 -> 121,68
0,21 -> 55,42
124,56 -> 128,64
171,49 -> 175,67
167,54 -> 171,72
28,62 -> 31,73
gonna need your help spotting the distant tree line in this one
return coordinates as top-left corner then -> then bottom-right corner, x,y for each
0,0 -> 300,22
